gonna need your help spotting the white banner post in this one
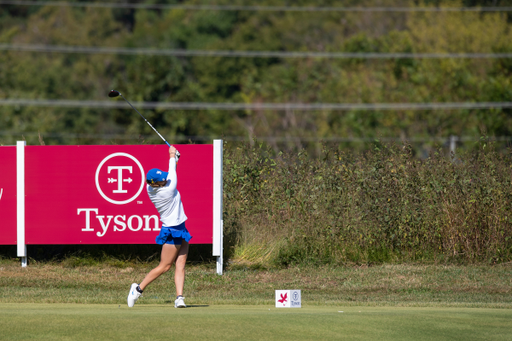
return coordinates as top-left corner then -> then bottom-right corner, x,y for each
212,140 -> 223,275
16,141 -> 27,267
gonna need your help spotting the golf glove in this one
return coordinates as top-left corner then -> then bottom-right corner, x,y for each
175,149 -> 180,162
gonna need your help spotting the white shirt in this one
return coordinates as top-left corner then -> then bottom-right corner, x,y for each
146,157 -> 187,227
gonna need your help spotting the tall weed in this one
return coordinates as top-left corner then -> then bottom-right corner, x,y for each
223,140 -> 512,266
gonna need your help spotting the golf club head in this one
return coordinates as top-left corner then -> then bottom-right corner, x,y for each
107,89 -> 170,148
108,90 -> 121,98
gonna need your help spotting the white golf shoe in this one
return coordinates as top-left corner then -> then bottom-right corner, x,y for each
174,296 -> 186,308
127,283 -> 142,307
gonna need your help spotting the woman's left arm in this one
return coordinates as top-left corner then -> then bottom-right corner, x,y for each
167,146 -> 178,190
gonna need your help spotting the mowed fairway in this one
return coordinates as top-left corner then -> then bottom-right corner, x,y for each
1,304 -> 511,341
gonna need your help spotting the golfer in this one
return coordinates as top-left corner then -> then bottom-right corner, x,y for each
127,146 -> 192,308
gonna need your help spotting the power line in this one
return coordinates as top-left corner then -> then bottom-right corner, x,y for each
1,44 -> 511,59
1,131 -> 511,143
1,1 -> 512,12
1,99 -> 511,111
0,131 -> 214,142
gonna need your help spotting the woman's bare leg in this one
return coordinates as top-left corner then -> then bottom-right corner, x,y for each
139,243 -> 180,291
174,241 -> 189,296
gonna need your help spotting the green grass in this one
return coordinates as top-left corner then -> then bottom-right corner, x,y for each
1,304 -> 511,340
1,259 -> 511,340
0,259 -> 511,308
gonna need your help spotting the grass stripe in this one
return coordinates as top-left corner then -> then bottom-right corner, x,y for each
1,304 -> 511,341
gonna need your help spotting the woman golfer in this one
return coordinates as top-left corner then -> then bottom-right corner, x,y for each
127,146 -> 191,308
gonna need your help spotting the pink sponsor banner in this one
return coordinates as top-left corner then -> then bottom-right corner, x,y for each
24,144 -> 213,245
0,146 -> 17,245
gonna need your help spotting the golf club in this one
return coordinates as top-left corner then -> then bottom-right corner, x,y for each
108,89 -> 171,147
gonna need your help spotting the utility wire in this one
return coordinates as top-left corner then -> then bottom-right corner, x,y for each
1,99 -> 511,111
1,44 -> 511,59
1,1 -> 512,12
1,131 -> 511,143
0,131 -> 214,142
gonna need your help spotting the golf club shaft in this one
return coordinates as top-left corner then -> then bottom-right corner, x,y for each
120,94 -> 171,147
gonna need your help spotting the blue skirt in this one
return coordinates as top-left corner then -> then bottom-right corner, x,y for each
155,222 -> 192,245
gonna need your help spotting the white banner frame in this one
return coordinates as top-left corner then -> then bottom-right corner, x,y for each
16,141 -> 27,267
13,140 -> 223,271
212,139 -> 224,275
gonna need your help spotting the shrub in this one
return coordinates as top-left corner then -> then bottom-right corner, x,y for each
223,140 -> 512,266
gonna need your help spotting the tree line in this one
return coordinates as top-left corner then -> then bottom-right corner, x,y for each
1,0 -> 512,157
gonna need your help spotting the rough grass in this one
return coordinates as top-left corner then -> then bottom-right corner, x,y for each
1,258 -> 511,308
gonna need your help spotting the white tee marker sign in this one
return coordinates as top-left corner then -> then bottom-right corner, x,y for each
275,290 -> 301,308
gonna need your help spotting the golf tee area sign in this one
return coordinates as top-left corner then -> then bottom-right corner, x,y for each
275,290 -> 302,308
0,143 -> 222,249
